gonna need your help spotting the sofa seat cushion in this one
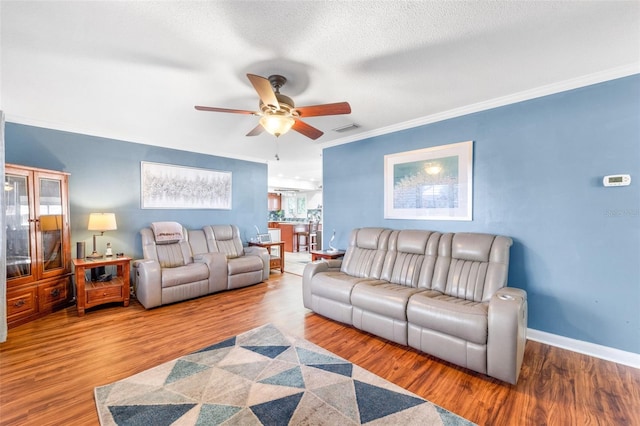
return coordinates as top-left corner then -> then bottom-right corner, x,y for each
311,272 -> 384,304
351,283 -> 426,321
407,292 -> 489,344
161,263 -> 209,288
227,256 -> 263,275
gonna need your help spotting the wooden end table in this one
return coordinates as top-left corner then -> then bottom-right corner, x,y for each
248,241 -> 285,273
73,256 -> 131,316
311,249 -> 346,261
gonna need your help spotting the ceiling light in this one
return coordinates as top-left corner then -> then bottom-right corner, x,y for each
259,112 -> 295,137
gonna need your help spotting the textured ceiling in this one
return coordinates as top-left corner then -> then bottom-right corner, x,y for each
2,1 -> 639,190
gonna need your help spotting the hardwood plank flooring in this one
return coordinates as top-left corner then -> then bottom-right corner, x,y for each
1,273 -> 639,425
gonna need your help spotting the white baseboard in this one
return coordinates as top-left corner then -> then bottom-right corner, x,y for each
527,328 -> 640,369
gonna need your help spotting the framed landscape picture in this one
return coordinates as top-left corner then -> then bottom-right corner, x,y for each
141,161 -> 232,209
384,141 -> 473,221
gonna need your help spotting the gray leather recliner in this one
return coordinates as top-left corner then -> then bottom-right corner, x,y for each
134,223 -> 269,309
202,225 -> 270,289
303,227 -> 527,384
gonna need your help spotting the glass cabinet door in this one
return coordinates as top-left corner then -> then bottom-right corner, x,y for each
38,177 -> 64,273
5,173 -> 33,280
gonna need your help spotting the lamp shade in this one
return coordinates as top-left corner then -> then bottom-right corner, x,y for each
88,213 -> 117,232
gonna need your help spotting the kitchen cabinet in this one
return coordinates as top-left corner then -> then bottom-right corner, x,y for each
5,164 -> 72,328
268,192 -> 281,211
277,223 -> 295,252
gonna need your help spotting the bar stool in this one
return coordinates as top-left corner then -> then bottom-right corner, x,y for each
308,221 -> 319,251
294,223 -> 309,252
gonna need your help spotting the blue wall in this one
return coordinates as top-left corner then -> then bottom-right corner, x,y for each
5,124 -> 268,259
323,75 -> 640,354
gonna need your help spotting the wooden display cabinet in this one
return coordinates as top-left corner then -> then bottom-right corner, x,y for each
5,164 -> 73,328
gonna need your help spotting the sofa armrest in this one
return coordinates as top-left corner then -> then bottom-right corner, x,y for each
324,259 -> 343,269
194,252 -> 228,293
244,246 -> 270,280
302,259 -> 343,309
133,259 -> 162,309
302,261 -> 328,309
487,287 -> 528,384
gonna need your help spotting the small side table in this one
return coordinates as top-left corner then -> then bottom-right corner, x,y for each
73,256 -> 132,316
311,249 -> 346,261
249,241 -> 285,273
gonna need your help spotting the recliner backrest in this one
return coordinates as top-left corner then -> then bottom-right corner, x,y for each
203,225 -> 244,258
340,228 -> 391,279
140,222 -> 193,268
381,230 -> 441,288
432,232 -> 513,302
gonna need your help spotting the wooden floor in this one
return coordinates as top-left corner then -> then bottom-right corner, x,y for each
1,273 -> 639,425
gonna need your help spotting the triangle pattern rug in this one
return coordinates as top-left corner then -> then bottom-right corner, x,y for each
95,324 -> 475,425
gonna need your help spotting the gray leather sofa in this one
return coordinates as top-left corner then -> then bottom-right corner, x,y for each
134,223 -> 269,309
302,227 -> 527,384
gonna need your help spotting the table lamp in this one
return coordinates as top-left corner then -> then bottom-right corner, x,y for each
87,213 -> 117,258
328,229 -> 338,253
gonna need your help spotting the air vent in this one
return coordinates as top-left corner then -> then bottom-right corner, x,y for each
332,123 -> 360,133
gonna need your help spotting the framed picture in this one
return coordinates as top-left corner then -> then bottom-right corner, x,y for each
384,141 -> 473,221
257,233 -> 272,243
141,161 -> 232,209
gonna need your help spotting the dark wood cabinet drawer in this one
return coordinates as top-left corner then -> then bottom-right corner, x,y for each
86,281 -> 124,304
38,278 -> 70,311
7,287 -> 38,320
270,257 -> 282,269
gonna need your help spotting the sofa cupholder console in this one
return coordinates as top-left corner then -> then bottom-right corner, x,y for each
302,227 -> 528,384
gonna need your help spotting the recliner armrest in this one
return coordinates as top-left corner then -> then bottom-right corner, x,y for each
133,259 -> 162,309
243,246 -> 270,280
302,260 -> 342,309
487,287 -> 528,384
194,252 -> 228,293
324,259 -> 343,269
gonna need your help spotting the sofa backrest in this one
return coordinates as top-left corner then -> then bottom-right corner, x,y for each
203,225 -> 244,258
187,229 -> 208,255
381,230 -> 441,288
341,228 -> 391,279
140,222 -> 193,268
431,233 -> 513,302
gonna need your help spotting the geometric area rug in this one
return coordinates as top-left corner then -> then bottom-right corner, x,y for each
95,324 -> 475,425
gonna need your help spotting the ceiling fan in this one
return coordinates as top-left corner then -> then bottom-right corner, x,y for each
195,74 -> 351,140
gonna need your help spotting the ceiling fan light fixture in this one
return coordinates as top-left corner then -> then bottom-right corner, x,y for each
260,113 -> 295,137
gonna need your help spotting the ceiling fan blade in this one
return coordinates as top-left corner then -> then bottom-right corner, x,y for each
295,102 -> 351,117
195,105 -> 257,115
292,119 -> 324,140
246,124 -> 264,137
247,74 -> 279,110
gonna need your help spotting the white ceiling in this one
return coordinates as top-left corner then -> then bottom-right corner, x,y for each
2,1 -> 639,190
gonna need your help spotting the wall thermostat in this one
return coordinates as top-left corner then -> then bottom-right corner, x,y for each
603,174 -> 631,187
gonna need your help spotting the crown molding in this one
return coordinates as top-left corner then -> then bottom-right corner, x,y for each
324,64 -> 640,149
